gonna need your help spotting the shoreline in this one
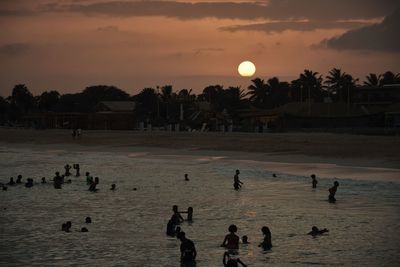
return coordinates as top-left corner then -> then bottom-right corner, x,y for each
1,128 -> 400,182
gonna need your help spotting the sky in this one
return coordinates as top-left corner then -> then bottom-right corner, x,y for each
0,0 -> 399,96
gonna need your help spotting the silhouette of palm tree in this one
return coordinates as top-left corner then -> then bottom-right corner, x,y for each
363,73 -> 381,87
298,70 -> 323,114
246,78 -> 269,108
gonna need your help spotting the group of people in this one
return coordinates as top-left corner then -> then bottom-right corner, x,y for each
61,216 -> 92,233
309,174 -> 340,203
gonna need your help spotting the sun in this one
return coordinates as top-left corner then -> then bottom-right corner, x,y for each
238,61 -> 256,77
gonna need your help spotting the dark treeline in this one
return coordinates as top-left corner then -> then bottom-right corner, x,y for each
0,69 -> 399,126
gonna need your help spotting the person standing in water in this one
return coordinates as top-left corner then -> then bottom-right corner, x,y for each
311,174 -> 318,188
177,232 -> 197,265
64,164 -> 71,176
171,205 -> 184,225
184,174 -> 189,181
233,170 -> 243,190
259,226 -> 272,250
221,224 -> 240,251
328,181 -> 339,203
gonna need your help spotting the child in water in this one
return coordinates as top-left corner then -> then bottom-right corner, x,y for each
221,224 -> 240,250
259,226 -> 272,250
308,226 -> 329,236
329,181 -> 339,203
233,170 -> 243,190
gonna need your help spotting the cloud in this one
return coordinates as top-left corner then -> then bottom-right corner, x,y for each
0,43 -> 30,56
51,0 -> 398,21
321,8 -> 400,52
221,20 -> 372,33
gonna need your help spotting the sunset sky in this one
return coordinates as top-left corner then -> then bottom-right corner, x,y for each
0,0 -> 399,95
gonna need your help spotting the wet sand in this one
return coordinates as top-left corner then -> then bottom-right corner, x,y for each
1,128 -> 399,181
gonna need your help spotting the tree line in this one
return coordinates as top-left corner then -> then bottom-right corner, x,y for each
0,69 -> 399,125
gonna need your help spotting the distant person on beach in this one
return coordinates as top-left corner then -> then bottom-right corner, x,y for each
221,224 -> 239,250
16,175 -> 22,184
88,177 -> 99,192
308,226 -> 329,236
185,174 -> 189,181
64,164 -> 71,176
328,181 -> 339,203
41,177 -> 46,184
110,184 -> 116,191
223,251 -> 247,267
242,235 -> 249,244
259,226 -> 272,250
311,174 -> 318,188
171,205 -> 184,225
7,177 -> 15,186
233,170 -> 243,190
53,172 -> 63,189
177,232 -> 197,264
86,172 -> 93,185
73,164 -> 80,177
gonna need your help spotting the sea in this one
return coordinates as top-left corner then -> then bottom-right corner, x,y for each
0,145 -> 399,267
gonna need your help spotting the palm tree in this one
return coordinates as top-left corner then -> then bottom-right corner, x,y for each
363,73 -> 381,87
325,68 -> 356,103
246,78 -> 269,108
161,85 -> 173,119
298,70 -> 323,114
265,77 -> 290,108
379,71 -> 400,86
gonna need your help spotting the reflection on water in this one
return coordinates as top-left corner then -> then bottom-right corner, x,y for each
0,147 -> 399,266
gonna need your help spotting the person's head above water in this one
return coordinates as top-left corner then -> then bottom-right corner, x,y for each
334,181 -> 339,187
235,170 -> 240,175
81,227 -> 88,232
85,217 -> 92,223
242,235 -> 248,243
311,174 -> 316,179
228,224 -> 238,233
177,231 -> 186,241
110,184 -> 116,190
17,175 -> 22,179
173,205 -> 178,213
55,172 -> 60,176
86,172 -> 90,176
312,226 -> 319,232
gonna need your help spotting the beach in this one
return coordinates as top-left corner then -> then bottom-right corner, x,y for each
1,129 -> 400,266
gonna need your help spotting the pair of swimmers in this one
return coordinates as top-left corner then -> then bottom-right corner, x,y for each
221,224 -> 271,251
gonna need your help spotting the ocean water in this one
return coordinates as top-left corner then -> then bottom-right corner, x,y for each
0,146 -> 399,267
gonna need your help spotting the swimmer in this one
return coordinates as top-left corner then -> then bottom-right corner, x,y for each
62,221 -> 72,232
171,205 -> 184,225
110,184 -> 116,191
81,227 -> 88,232
88,178 -> 99,192
184,174 -> 189,181
25,178 -> 33,188
221,224 -> 239,250
166,219 -> 176,237
41,177 -> 46,184
307,226 -> 329,236
2,185 -> 7,191
272,173 -> 277,178
242,235 -> 249,244
233,170 -> 243,190
133,187 -> 137,191
258,226 -> 272,250
177,232 -> 197,263
7,177 -> 15,186
223,251 -> 247,267
85,172 -> 93,185
73,164 -> 80,177
16,175 -> 22,184
311,174 -> 318,188
64,164 -> 71,176
53,172 -> 63,189
175,226 -> 182,238
85,217 -> 92,223
328,181 -> 339,203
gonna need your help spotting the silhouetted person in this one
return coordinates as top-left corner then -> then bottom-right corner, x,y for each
110,184 -> 116,191
64,164 -> 71,176
223,251 -> 247,267
73,164 -> 80,177
272,173 -> 277,178
81,227 -> 88,232
62,221 -> 72,232
166,219 -> 176,237
133,187 -> 137,191
185,173 -> 189,181
2,185 -> 7,191
233,170 -> 243,190
88,177 -> 99,192
25,178 -> 33,188
311,174 -> 318,188
85,217 -> 92,224
86,172 -> 93,185
171,205 -> 184,225
53,172 -> 63,189
177,232 -> 196,264
16,175 -> 22,184
175,226 -> 182,238
308,226 -> 329,236
242,235 -> 249,244
7,177 -> 15,186
221,224 -> 239,250
187,207 -> 193,222
329,181 -> 339,203
41,177 -> 46,184
259,226 -> 272,250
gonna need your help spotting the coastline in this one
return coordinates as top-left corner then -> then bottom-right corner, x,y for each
1,128 -> 399,182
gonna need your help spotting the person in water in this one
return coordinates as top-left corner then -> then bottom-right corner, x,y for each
259,226 -> 272,250
223,251 -> 247,267
88,177 -> 99,192
25,178 -> 33,188
64,164 -> 71,176
184,174 -> 189,181
62,221 -> 72,232
242,235 -> 249,244
311,174 -> 318,188
308,226 -> 329,236
166,219 -> 176,237
16,175 -> 22,184
81,227 -> 88,232
41,177 -> 46,184
53,172 -> 63,189
110,184 -> 116,191
177,232 -> 197,264
233,170 -> 243,190
7,177 -> 15,186
171,205 -> 184,225
85,217 -> 92,223
329,181 -> 339,203
221,224 -> 239,250
73,164 -> 80,177
85,172 -> 93,185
